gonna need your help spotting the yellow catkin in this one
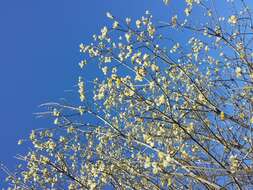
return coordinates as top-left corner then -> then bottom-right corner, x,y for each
220,111 -> 225,121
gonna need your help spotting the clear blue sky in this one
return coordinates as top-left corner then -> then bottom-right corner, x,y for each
1,0 -> 252,188
0,0 -> 176,186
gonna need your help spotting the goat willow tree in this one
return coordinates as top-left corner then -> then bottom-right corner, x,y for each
3,0 -> 253,189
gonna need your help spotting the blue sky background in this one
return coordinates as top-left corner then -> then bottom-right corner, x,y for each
0,0 -> 178,186
1,0 -> 252,188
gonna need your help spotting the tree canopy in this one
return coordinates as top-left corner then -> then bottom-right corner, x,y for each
3,0 -> 253,189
